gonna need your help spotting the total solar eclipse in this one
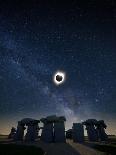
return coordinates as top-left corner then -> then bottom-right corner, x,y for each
53,71 -> 66,85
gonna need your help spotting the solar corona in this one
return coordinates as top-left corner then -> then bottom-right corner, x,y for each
53,71 -> 66,85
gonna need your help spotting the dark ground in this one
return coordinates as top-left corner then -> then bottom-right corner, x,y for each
84,136 -> 116,155
0,135 -> 116,155
0,144 -> 44,155
93,144 -> 116,155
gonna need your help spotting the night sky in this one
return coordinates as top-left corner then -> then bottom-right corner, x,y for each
0,0 -> 116,135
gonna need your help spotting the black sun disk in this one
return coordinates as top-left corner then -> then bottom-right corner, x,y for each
56,75 -> 63,82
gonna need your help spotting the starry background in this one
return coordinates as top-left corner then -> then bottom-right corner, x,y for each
0,0 -> 116,135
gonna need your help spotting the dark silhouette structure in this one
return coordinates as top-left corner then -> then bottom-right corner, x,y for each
8,127 -> 16,139
40,117 -> 53,142
66,129 -> 73,139
14,121 -> 26,141
72,123 -> 84,143
41,115 -> 66,143
96,120 -> 108,141
83,119 -> 108,142
9,116 -> 108,143
83,119 -> 98,142
25,120 -> 40,142
13,118 -> 40,142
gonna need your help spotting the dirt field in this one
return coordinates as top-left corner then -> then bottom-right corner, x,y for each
26,140 -> 106,155
0,135 -> 114,155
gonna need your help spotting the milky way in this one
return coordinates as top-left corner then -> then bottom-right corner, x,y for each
0,0 -> 116,135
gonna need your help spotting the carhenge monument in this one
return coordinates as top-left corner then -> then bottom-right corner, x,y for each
66,119 -> 108,143
83,119 -> 108,142
40,115 -> 66,142
83,119 -> 98,142
96,120 -> 108,141
13,118 -> 40,141
9,115 -> 108,143
72,123 -> 84,143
